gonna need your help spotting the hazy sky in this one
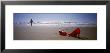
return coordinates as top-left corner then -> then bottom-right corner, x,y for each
14,13 -> 97,24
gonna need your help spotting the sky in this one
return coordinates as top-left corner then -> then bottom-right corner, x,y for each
14,13 -> 97,24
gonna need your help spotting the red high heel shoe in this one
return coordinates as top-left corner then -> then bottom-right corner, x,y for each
59,29 -> 67,36
68,28 -> 80,38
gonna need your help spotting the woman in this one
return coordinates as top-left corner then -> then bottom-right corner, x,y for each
29,19 -> 33,26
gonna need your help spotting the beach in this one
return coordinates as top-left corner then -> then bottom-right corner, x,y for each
14,24 -> 97,40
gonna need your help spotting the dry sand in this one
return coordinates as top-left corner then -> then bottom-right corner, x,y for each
14,25 -> 97,40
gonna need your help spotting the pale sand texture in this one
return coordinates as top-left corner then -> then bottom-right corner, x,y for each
14,25 -> 97,40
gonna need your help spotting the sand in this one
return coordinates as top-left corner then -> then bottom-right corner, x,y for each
14,25 -> 97,40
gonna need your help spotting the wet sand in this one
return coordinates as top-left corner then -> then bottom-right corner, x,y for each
14,25 -> 97,40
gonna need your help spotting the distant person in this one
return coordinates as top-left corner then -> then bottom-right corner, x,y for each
68,28 -> 80,38
29,19 -> 34,26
